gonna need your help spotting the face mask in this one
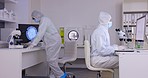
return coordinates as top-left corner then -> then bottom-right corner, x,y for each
33,18 -> 40,23
108,21 -> 112,28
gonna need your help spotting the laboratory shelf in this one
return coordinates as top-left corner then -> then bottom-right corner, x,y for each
123,10 -> 148,14
0,0 -> 18,4
0,17 -> 16,23
6,0 -> 18,4
123,24 -> 136,27
123,24 -> 148,27
7,0 -> 17,3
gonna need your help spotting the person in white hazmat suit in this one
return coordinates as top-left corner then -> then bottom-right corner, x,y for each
27,10 -> 66,78
91,11 -> 119,68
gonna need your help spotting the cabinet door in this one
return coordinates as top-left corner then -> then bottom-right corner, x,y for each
119,54 -> 148,78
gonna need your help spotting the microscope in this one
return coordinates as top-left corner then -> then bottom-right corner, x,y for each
115,28 -> 134,49
8,29 -> 23,49
115,29 -> 127,41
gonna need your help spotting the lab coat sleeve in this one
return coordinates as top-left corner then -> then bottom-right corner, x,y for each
96,35 -> 115,56
31,19 -> 47,46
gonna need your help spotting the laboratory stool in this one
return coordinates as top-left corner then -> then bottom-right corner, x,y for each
59,41 -> 77,78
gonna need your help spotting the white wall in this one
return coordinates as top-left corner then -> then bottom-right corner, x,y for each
29,0 -> 41,23
124,0 -> 148,11
15,0 -> 31,24
32,0 -> 123,45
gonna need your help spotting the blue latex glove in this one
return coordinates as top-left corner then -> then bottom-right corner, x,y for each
60,73 -> 67,78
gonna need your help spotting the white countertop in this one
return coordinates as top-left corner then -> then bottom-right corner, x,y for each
115,49 -> 148,55
0,47 -> 44,53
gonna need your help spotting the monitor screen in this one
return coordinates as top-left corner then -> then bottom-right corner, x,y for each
135,15 -> 146,41
18,24 -> 39,43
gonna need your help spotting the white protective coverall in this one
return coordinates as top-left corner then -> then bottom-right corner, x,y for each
29,11 -> 64,78
91,12 -> 118,69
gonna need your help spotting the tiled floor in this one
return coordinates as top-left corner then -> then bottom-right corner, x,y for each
24,68 -> 113,78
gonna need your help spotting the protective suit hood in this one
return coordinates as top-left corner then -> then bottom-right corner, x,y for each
31,10 -> 44,22
98,12 -> 111,26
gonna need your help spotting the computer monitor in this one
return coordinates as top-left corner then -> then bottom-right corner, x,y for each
135,15 -> 146,48
18,24 -> 39,43
135,15 -> 146,41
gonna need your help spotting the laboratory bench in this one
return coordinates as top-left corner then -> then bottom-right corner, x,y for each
117,49 -> 148,78
1,46 -> 148,78
0,47 -> 46,78
0,45 -> 87,78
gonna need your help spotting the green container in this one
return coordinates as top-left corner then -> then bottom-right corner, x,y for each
61,37 -> 64,44
135,41 -> 144,49
59,27 -> 64,44
60,27 -> 64,37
